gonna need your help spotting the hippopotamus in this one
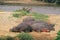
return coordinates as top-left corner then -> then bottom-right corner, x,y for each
31,23 -> 55,32
10,17 -> 55,32
10,22 -> 33,32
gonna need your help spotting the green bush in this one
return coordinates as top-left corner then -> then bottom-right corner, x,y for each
5,36 -> 14,40
55,31 -> 60,40
16,33 -> 34,40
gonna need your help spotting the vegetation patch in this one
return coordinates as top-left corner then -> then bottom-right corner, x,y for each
13,9 -> 30,18
44,0 -> 56,3
28,12 -> 49,21
13,9 -> 49,21
0,33 -> 34,40
0,36 -> 14,40
5,36 -> 15,40
55,31 -> 60,40
16,33 -> 34,40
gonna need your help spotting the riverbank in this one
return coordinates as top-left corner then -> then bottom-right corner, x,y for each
0,1 -> 58,6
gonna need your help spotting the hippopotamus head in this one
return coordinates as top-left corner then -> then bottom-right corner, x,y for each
10,27 -> 19,32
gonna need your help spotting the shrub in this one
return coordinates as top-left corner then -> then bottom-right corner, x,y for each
55,31 -> 60,40
5,36 -> 14,40
16,33 -> 34,40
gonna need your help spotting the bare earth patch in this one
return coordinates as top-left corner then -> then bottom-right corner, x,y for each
0,12 -> 60,38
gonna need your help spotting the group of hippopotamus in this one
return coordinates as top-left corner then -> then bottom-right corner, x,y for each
10,17 -> 55,32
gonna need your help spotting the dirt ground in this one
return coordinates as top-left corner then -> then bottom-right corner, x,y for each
0,12 -> 60,39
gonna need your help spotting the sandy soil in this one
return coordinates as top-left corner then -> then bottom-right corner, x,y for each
0,12 -> 23,36
0,12 -> 60,38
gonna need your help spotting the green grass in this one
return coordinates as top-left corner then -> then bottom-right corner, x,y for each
0,33 -> 34,40
16,33 -> 34,40
12,9 -> 30,18
27,12 -> 49,21
13,9 -> 49,21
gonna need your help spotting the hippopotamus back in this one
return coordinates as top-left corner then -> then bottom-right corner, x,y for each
30,21 -> 55,32
23,17 -> 35,22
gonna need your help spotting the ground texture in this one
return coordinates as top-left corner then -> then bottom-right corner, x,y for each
0,12 -> 60,40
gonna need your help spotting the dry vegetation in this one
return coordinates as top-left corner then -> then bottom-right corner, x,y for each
0,12 -> 60,40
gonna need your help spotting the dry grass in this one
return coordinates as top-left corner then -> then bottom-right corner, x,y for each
30,32 -> 56,40
0,12 -> 21,36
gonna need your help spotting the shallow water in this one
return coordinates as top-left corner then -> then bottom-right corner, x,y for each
0,5 -> 60,14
